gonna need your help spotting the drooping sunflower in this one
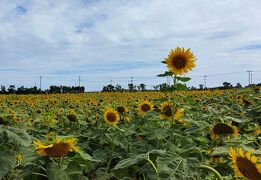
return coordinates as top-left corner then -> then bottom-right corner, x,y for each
104,108 -> 120,125
229,148 -> 261,180
137,100 -> 154,114
116,106 -> 130,122
209,123 -> 238,140
67,113 -> 77,122
159,102 -> 173,120
165,47 -> 196,76
34,137 -> 79,157
116,106 -> 128,115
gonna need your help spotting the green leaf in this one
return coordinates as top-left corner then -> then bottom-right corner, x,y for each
224,116 -> 246,123
211,146 -> 229,156
113,150 -> 166,170
112,154 -> 146,170
157,71 -> 173,77
46,163 -> 70,180
74,151 -> 102,163
66,161 -> 83,175
161,60 -> 167,64
0,151 -> 16,178
0,126 -> 32,147
175,83 -> 188,91
69,174 -> 88,180
176,77 -> 191,82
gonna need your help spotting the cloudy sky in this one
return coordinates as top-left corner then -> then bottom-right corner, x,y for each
0,0 -> 261,91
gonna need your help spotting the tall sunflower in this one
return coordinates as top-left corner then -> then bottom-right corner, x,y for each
209,123 -> 238,140
34,137 -> 79,157
165,47 -> 196,76
104,108 -> 120,125
137,100 -> 154,115
229,148 -> 261,180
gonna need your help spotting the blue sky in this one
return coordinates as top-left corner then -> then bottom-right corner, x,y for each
0,0 -> 261,91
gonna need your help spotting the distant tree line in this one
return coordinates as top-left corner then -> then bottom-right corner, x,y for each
102,82 -> 261,92
0,82 -> 260,94
101,83 -> 146,92
0,85 -> 84,94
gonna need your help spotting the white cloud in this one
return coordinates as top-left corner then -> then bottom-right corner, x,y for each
0,0 -> 261,91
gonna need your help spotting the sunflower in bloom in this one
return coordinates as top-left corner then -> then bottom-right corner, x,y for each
104,108 -> 120,125
34,137 -> 79,157
160,102 -> 173,120
229,148 -> 261,180
209,123 -> 238,140
174,108 -> 183,120
116,106 -> 130,122
201,106 -> 208,111
209,155 -> 224,164
137,100 -> 154,115
165,47 -> 196,76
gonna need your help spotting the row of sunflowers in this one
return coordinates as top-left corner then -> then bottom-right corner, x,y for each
0,47 -> 260,179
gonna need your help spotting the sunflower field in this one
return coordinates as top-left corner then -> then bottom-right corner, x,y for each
0,47 -> 260,180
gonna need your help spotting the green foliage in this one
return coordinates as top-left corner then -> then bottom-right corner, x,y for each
0,126 -> 32,147
0,87 -> 260,179
157,71 -> 173,77
0,151 -> 16,178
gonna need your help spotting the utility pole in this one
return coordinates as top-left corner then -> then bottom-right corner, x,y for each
246,70 -> 252,85
130,77 -> 134,84
39,76 -> 42,92
78,76 -> 81,93
250,73 -> 253,84
167,77 -> 170,86
203,75 -> 207,89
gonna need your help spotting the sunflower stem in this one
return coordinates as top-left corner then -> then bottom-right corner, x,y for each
199,165 -> 223,180
145,154 -> 158,174
58,157 -> 63,168
171,76 -> 177,127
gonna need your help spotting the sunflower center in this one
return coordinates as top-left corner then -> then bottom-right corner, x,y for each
116,106 -> 126,114
44,143 -> 70,157
236,157 -> 261,179
67,114 -> 77,122
172,56 -> 187,69
213,123 -> 234,134
141,104 -> 151,112
106,112 -> 117,122
163,105 -> 172,117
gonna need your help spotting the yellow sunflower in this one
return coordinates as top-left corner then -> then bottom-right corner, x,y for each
67,113 -> 77,122
116,106 -> 128,115
165,47 -> 196,76
116,106 -> 130,122
159,102 -> 173,120
255,125 -> 261,136
104,108 -> 120,125
229,148 -> 261,180
137,100 -> 154,114
209,123 -> 238,140
174,108 -> 183,120
34,137 -> 79,157
209,155 -> 224,164
201,106 -> 208,111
